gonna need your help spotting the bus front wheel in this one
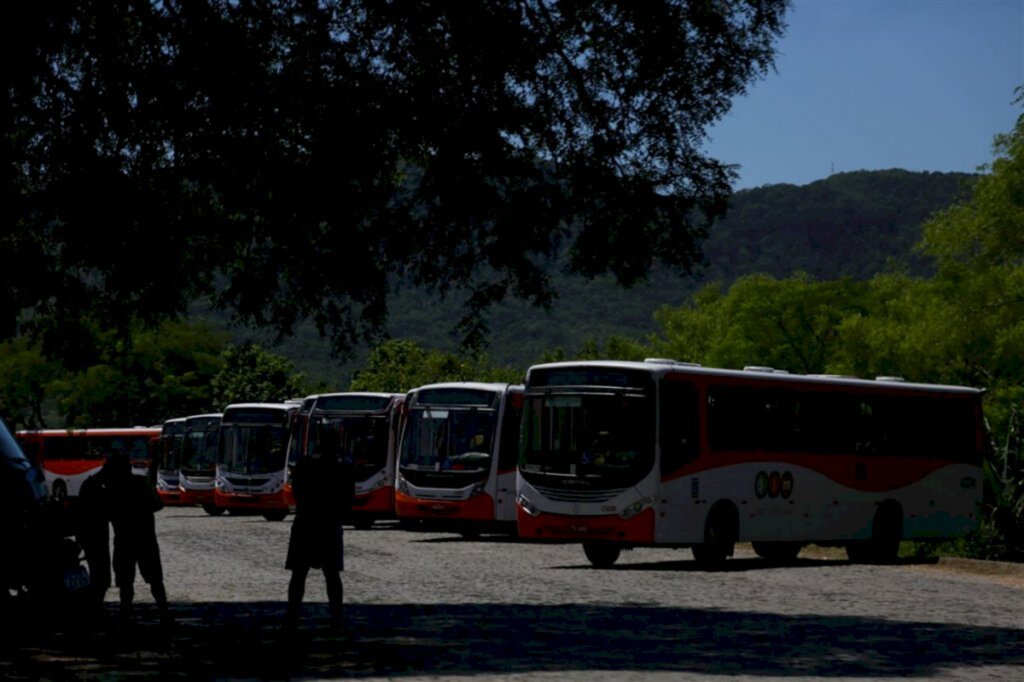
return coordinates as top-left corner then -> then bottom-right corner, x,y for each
203,504 -> 225,516
692,503 -> 738,567
263,510 -> 288,522
583,542 -> 621,568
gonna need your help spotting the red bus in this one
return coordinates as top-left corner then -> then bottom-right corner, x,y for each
178,413 -> 222,514
516,360 -> 985,567
157,417 -> 187,505
15,427 -> 161,502
215,403 -> 296,521
301,393 -> 405,528
395,382 -> 524,537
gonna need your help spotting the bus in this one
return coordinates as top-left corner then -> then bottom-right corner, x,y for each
283,395 -> 319,508
15,427 -> 161,502
179,413 -> 222,514
515,359 -> 986,567
302,393 -> 405,528
215,403 -> 296,521
395,382 -> 524,537
157,418 -> 187,505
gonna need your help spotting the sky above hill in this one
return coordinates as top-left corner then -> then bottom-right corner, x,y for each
706,0 -> 1024,189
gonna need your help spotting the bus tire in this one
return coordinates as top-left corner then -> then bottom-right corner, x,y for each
263,510 -> 288,522
846,501 -> 902,564
354,518 -> 373,530
203,504 -> 225,516
692,503 -> 738,566
583,542 -> 621,568
752,541 -> 802,564
52,480 -> 67,503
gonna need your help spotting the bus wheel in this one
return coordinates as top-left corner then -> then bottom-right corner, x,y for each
353,518 -> 374,530
263,510 -> 288,522
459,528 -> 481,540
752,541 -> 802,564
848,502 -> 902,563
583,542 -> 621,568
692,503 -> 738,566
203,504 -> 225,516
51,480 -> 67,503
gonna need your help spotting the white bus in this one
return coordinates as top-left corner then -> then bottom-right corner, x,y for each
178,413 -> 222,515
215,403 -> 296,521
157,418 -> 187,505
395,382 -> 524,537
516,359 -> 985,567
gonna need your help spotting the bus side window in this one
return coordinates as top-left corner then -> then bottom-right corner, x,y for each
660,380 -> 698,474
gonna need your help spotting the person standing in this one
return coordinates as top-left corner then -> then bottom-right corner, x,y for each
76,461 -> 112,614
105,450 -> 171,625
285,426 -> 349,632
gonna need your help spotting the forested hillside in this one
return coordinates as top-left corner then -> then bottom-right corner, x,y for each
210,169 -> 974,384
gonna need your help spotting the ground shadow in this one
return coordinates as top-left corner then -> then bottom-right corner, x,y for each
553,555 -> 941,572
1,600 -> 1020,679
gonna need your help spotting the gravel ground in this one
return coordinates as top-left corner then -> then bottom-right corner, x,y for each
2,506 -> 1022,680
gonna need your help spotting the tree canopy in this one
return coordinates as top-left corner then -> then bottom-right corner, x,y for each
2,1 -> 787,354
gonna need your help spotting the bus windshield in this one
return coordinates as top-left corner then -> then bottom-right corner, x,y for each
219,423 -> 289,475
400,407 -> 497,473
310,413 -> 390,480
184,420 -> 220,473
519,392 -> 655,488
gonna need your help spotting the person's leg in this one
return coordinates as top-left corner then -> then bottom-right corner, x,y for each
286,565 -> 309,630
323,568 -> 343,628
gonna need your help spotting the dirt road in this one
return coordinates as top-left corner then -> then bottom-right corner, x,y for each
2,507 -> 1022,680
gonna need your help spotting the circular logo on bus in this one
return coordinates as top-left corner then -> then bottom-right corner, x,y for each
755,471 -> 769,499
768,471 -> 782,499
781,471 -> 794,499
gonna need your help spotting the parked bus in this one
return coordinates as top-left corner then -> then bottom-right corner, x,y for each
179,413 -> 222,515
395,382 -> 524,536
157,418 -> 187,505
302,393 -> 405,528
283,395 -> 319,508
516,359 -> 986,567
215,403 -> 296,521
15,427 -> 161,502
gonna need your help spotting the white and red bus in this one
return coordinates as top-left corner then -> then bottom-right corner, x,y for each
516,360 -> 985,567
178,413 -> 222,514
15,427 -> 161,502
302,393 -> 405,528
157,418 -> 187,505
215,403 -> 296,521
283,395 -> 319,508
395,382 -> 524,537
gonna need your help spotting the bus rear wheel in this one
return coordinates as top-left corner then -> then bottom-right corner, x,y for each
203,504 -> 225,516
752,541 -> 802,564
263,510 -> 288,522
847,502 -> 902,564
583,542 -> 621,568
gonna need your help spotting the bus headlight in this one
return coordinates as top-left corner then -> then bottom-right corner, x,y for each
517,493 -> 541,517
469,482 -> 486,497
619,497 -> 654,520
396,475 -> 409,495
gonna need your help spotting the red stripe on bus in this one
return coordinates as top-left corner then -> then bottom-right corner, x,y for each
395,490 -> 494,521
45,461 -> 104,477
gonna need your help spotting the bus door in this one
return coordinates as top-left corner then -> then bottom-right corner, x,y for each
493,388 -> 524,523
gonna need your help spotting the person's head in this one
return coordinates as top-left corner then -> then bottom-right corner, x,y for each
104,449 -> 133,480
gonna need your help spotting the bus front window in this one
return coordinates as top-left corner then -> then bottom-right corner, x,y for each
520,392 -> 654,488
400,408 -> 496,473
219,425 -> 288,475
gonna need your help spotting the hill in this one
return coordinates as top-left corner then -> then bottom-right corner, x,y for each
204,169 -> 976,385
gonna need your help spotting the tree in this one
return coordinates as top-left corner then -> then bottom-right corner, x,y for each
350,339 -> 521,393
2,1 -> 788,356
210,342 -> 314,407
0,339 -> 60,429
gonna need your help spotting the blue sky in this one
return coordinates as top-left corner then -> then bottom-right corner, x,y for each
705,0 -> 1024,189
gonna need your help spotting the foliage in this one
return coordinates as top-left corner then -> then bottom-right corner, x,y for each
350,339 -> 522,393
210,342 -> 316,407
2,1 -> 788,356
0,339 -> 61,429
541,335 -> 648,364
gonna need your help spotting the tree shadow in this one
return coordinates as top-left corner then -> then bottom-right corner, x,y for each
1,600 -> 1020,679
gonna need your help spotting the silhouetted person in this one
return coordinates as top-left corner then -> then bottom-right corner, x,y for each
76,462 -> 113,614
285,427 -> 349,632
105,450 -> 170,625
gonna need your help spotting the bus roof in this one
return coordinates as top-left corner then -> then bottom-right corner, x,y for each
184,413 -> 222,421
222,402 -> 295,413
410,381 -> 521,394
16,427 -> 162,437
525,359 -> 982,396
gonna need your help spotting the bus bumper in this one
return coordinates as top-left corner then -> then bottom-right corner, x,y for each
179,487 -> 214,506
516,506 -> 655,543
395,490 -> 494,522
214,488 -> 289,511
